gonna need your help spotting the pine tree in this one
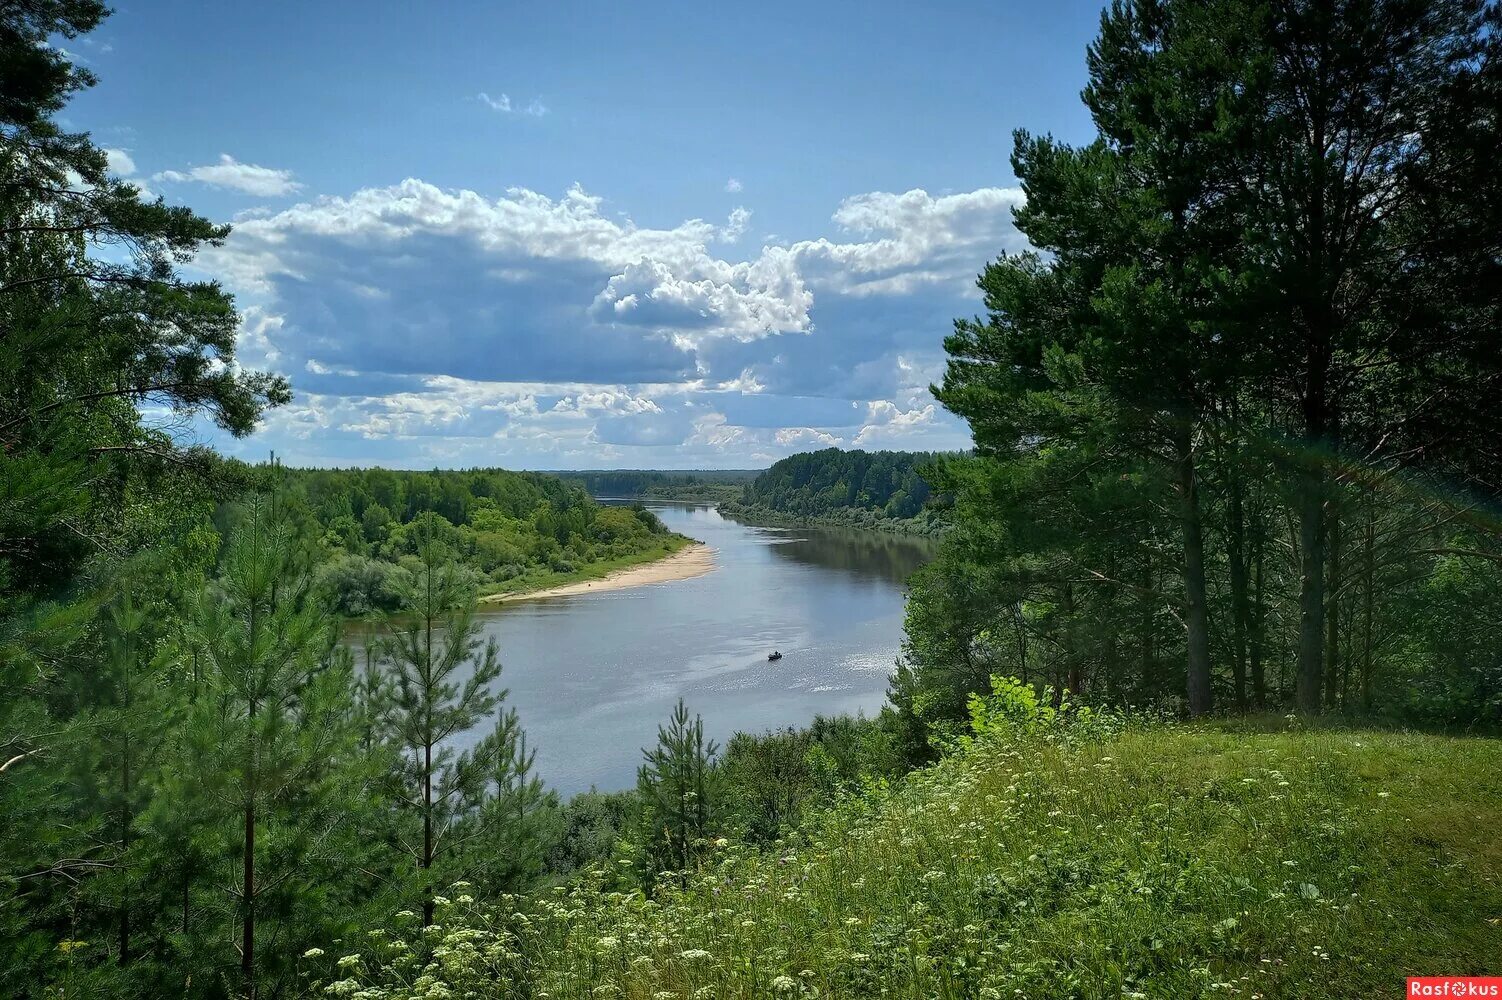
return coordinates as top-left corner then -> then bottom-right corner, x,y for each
379,512 -> 502,926
187,494 -> 355,998
471,708 -> 556,894
85,567 -> 175,974
636,699 -> 718,888
1234,0 -> 1498,712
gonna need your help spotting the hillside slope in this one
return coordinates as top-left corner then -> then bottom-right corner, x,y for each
720,447 -> 950,534
317,722 -> 1502,998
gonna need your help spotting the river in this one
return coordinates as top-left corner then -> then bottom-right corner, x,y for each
373,502 -> 934,797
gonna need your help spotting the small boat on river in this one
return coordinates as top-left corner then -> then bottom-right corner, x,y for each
767,650 -> 783,661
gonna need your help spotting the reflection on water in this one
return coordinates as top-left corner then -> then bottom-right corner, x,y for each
618,499 -> 936,585
762,525 -> 935,584
350,502 -> 933,797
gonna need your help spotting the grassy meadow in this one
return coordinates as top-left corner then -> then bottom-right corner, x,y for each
313,718 -> 1502,998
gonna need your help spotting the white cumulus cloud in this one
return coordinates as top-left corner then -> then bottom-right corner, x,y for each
790,187 -> 1027,296
154,154 -> 302,197
104,148 -> 136,176
202,180 -> 1017,466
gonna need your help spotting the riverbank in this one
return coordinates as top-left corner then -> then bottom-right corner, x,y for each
478,538 -> 715,604
717,501 -> 947,537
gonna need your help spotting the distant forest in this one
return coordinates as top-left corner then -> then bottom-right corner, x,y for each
279,466 -> 683,610
720,448 -> 951,534
553,469 -> 759,503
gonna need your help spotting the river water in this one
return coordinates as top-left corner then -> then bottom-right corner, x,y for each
358,502 -> 934,797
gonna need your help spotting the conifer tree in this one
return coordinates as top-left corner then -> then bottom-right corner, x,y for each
85,569 -> 175,973
188,494 -> 355,998
472,708 -> 556,894
636,699 -> 718,887
380,512 -> 502,926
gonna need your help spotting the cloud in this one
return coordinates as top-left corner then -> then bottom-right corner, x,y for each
477,91 -> 548,116
788,187 -> 1027,296
588,254 -> 809,345
210,181 -> 813,364
851,400 -> 966,451
202,180 -> 1016,466
104,148 -> 136,176
721,207 -> 751,243
775,426 -> 842,448
154,154 -> 302,197
236,306 -> 284,365
725,178 -> 743,193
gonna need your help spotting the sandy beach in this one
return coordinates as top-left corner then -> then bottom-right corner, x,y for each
479,542 -> 716,605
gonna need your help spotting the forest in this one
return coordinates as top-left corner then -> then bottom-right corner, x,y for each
278,466 -> 685,610
551,469 -> 758,504
3,0 -> 1501,997
719,448 -> 950,534
891,0 -> 1502,741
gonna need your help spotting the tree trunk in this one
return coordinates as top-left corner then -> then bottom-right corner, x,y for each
242,799 -> 255,999
1175,425 -> 1214,717
242,680 -> 257,1000
1295,456 -> 1327,714
1013,602 -> 1028,687
119,636 -> 133,967
1296,98 -> 1332,713
1249,513 -> 1267,709
119,744 -> 130,966
1361,492 -> 1376,714
422,605 -> 436,929
1104,625 -> 1120,704
1325,497 -> 1342,712
422,737 -> 434,927
1139,559 -> 1155,701
1226,471 -> 1251,712
1062,582 -> 1083,696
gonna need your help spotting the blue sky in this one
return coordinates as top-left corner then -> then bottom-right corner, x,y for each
68,0 -> 1103,469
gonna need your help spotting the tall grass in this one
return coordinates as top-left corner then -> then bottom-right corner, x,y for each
310,718 -> 1502,998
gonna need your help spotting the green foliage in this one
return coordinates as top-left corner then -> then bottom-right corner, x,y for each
185,493 -> 360,997
635,700 -> 719,888
718,714 -> 902,843
271,467 -> 683,604
902,0 -> 1502,743
471,709 -> 557,895
554,469 -> 759,503
378,514 -> 504,925
544,790 -> 637,879
1,0 -> 288,605
323,722 -> 1502,999
5,1 -> 1502,995
721,448 -> 952,534
315,554 -> 411,618
962,674 -> 1132,754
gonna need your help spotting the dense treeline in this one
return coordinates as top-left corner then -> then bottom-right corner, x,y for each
721,448 -> 951,533
275,466 -> 679,612
552,469 -> 758,504
897,0 -> 1502,746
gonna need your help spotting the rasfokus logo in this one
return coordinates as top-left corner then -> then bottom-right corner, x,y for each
1409,979 -> 1502,997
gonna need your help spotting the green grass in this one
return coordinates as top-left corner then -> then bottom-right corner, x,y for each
316,719 -> 1502,998
476,532 -> 696,600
